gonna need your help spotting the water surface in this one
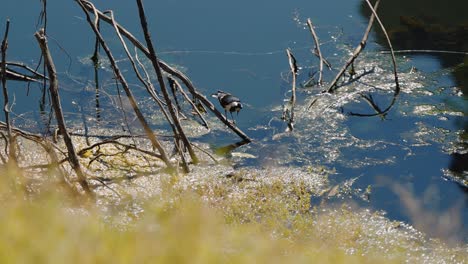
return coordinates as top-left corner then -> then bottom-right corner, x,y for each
1,0 -> 466,242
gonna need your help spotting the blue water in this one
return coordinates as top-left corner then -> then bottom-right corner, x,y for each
1,0 -> 467,242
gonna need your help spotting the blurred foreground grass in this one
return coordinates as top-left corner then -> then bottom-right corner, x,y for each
0,166 -> 466,264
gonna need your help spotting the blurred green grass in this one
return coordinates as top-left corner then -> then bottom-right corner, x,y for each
0,167 -> 465,263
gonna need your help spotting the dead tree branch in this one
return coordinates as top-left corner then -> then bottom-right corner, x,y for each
324,0 -> 380,94
78,0 -> 251,142
76,0 -> 174,171
364,0 -> 400,98
283,48 -> 298,132
135,0 -> 198,165
1,19 -> 13,161
167,76 -> 208,128
34,28 -> 93,196
306,18 -> 325,85
107,9 -> 190,171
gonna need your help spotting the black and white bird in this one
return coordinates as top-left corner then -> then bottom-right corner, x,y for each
212,90 -> 243,122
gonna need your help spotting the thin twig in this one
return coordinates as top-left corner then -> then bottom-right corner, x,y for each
108,10 -> 177,140
78,139 -> 162,160
4,61 -> 48,81
168,76 -> 208,128
1,68 -> 43,82
190,143 -> 219,164
380,49 -> 468,56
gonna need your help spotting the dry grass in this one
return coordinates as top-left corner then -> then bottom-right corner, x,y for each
0,165 -> 466,263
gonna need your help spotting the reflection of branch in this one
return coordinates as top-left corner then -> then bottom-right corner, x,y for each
338,67 -> 375,87
324,0 -> 380,94
214,140 -> 250,156
349,93 -> 390,118
349,0 -> 400,118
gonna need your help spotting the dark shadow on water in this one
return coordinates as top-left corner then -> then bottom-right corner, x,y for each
214,139 -> 250,157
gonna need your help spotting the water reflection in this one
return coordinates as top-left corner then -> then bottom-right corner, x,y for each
359,0 -> 467,239
1,0 -> 467,242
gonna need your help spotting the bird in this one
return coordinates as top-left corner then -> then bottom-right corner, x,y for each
212,90 -> 243,122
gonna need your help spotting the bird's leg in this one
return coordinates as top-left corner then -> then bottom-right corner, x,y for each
230,112 -> 236,124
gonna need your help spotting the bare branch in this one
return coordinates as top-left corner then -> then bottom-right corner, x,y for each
1,19 -> 12,160
34,28 -> 93,196
135,0 -> 198,165
306,18 -> 325,85
76,0 -> 174,171
324,0 -> 381,94
78,1 -> 251,142
364,0 -> 400,98
284,48 -> 298,132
